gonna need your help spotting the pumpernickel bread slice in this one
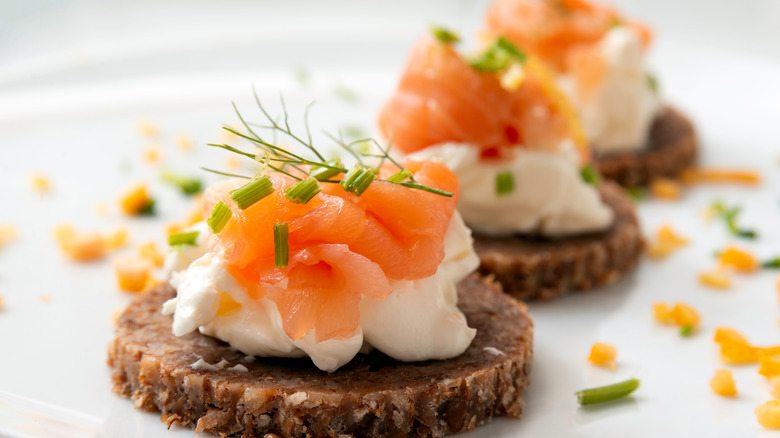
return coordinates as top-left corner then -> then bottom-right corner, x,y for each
595,106 -> 697,187
473,181 -> 643,301
108,275 -> 533,437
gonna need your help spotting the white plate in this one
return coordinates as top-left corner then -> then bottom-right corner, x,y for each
1,1 -> 780,437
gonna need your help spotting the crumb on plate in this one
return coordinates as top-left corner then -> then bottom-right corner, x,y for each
106,229 -> 129,250
709,369 -> 737,397
0,225 -> 18,248
40,295 -> 51,303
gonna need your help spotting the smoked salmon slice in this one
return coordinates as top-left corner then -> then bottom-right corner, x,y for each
201,159 -> 459,341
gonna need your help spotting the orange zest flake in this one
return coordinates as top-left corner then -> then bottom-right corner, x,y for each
713,327 -> 780,365
0,294 -> 4,311
113,255 -> 152,293
225,155 -> 242,171
53,223 -> 127,262
587,342 -> 617,370
176,133 -> 193,152
138,241 -> 165,267
756,400 -> 780,429
717,246 -> 758,272
709,369 -> 737,397
653,302 -> 673,324
0,225 -> 18,248
649,178 -> 682,200
680,167 -> 761,186
53,223 -> 107,262
143,145 -> 163,164
646,224 -> 688,259
119,183 -> 153,216
106,229 -> 129,250
760,354 -> 780,378
771,376 -> 780,399
698,270 -> 732,289
654,302 -> 700,334
39,295 -> 51,303
29,173 -> 51,194
136,120 -> 159,138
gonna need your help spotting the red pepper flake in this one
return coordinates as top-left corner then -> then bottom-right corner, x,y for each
480,147 -> 501,159
504,125 -> 520,144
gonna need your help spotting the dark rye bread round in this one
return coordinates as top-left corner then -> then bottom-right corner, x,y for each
473,181 -> 643,301
594,106 -> 698,187
107,275 -> 533,438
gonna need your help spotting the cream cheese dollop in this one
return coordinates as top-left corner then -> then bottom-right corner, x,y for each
562,27 -> 660,153
162,213 -> 478,372
408,142 -> 613,236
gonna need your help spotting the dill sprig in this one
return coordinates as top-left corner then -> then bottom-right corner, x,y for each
202,92 -> 454,201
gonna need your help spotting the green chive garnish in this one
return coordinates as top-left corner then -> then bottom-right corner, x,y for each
168,231 -> 199,246
762,258 -> 780,269
496,171 -> 514,196
284,177 -> 322,204
710,201 -> 757,240
310,158 -> 344,181
340,165 -> 376,196
137,199 -> 156,216
207,201 -> 232,234
581,164 -> 600,186
470,36 -> 526,72
229,176 -> 275,210
161,171 -> 203,196
387,169 -> 413,184
431,26 -> 461,44
274,223 -> 289,268
680,325 -> 694,337
626,187 -> 645,201
646,73 -> 659,94
576,378 -> 640,406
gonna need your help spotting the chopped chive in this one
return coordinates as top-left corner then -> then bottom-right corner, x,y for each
397,181 -> 454,197
626,187 -> 645,201
680,325 -> 694,337
496,171 -> 514,196
207,201 -> 232,234
340,165 -> 376,196
310,158 -> 344,181
229,176 -> 275,210
137,199 -> 156,216
274,223 -> 289,268
161,171 -> 203,196
581,164 -> 600,186
168,231 -> 199,246
576,378 -> 640,406
762,258 -> 780,269
431,25 -> 461,44
284,177 -> 322,204
387,169 -> 413,184
470,36 -> 526,72
646,73 -> 659,94
710,201 -> 757,240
